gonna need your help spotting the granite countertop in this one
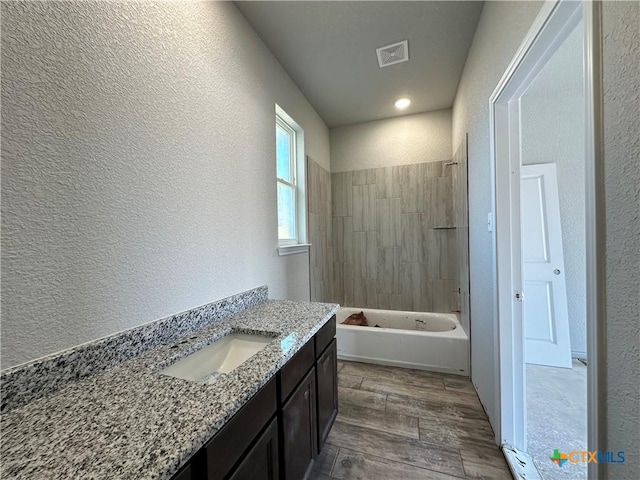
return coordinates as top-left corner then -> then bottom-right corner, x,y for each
0,299 -> 339,480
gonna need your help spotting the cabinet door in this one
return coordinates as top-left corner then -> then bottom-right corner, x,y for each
171,463 -> 192,480
205,378 -> 276,479
228,418 -> 279,480
282,367 -> 317,480
316,339 -> 338,452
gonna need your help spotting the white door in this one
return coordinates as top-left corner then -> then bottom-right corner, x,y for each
522,163 -> 572,368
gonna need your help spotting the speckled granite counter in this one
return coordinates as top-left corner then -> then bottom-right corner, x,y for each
0,299 -> 339,480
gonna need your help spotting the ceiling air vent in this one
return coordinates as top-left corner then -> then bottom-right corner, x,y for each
376,40 -> 409,68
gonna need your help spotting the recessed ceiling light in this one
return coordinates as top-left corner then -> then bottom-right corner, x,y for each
394,97 -> 411,109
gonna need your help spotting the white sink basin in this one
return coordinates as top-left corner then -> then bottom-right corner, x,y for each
161,333 -> 272,383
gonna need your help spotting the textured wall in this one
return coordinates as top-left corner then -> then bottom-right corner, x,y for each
451,0 -> 544,427
454,0 -> 640,461
1,1 -> 329,368
330,110 -> 452,173
307,157 -> 333,303
331,162 -> 457,313
602,2 -> 640,478
521,21 -> 586,357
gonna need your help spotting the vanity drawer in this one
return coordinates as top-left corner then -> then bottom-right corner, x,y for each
205,377 -> 277,479
279,340 -> 315,402
314,316 -> 336,358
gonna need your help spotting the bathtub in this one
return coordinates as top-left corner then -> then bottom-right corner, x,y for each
336,307 -> 469,376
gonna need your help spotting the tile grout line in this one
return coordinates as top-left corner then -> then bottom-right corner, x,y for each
454,447 -> 467,479
329,446 -> 340,477
333,417 -> 460,454
330,443 -> 468,480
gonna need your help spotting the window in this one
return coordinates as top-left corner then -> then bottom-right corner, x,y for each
276,116 -> 297,242
275,106 -> 308,255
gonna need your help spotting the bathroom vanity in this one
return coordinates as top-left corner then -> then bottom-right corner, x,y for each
0,290 -> 339,480
175,316 -> 338,480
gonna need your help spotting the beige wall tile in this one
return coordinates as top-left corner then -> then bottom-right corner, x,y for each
329,161 -> 463,313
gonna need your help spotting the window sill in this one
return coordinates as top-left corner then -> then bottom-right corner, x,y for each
278,244 -> 311,256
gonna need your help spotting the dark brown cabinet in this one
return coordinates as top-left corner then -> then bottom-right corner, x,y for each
316,339 -> 338,451
172,464 -> 192,480
282,368 -> 317,480
204,378 -> 277,479
228,418 -> 279,480
171,315 -> 337,480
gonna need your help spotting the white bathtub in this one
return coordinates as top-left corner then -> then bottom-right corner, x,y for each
336,307 -> 469,376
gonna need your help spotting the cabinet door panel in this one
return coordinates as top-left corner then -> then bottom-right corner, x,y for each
171,463 -> 192,480
282,367 -> 317,480
205,378 -> 276,479
228,418 -> 279,480
316,339 -> 338,452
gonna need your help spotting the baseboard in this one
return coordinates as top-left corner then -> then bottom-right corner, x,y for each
336,353 -> 468,376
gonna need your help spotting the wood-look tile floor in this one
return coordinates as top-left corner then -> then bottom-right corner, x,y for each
310,361 -> 513,480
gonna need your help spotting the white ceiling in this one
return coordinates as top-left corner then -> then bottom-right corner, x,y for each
235,1 -> 484,127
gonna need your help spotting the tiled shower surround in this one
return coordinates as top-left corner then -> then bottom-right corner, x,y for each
307,157 -> 334,303
331,161 -> 458,313
453,135 -> 471,333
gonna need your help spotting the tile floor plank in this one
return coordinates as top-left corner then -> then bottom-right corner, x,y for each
458,442 -> 507,466
314,444 -> 339,476
338,373 -> 363,389
386,393 -> 487,421
327,421 -> 465,477
418,415 -> 495,448
331,447 -> 463,480
337,402 -> 420,439
308,473 -> 333,480
340,361 -> 446,389
361,377 -> 481,409
339,386 -> 387,412
462,460 -> 513,480
330,361 -> 512,479
360,377 -> 482,410
443,376 -> 478,394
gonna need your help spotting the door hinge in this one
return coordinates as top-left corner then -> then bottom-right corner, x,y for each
514,291 -> 524,302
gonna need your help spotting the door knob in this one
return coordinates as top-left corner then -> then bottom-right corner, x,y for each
553,269 -> 561,275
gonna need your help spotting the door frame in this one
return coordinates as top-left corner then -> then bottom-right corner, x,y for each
489,0 -> 604,478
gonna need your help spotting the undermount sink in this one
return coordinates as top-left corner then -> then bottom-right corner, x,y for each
161,333 -> 272,383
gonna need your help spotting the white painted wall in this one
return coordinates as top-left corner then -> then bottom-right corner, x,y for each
521,21 -> 586,358
455,1 -> 640,469
330,110 -> 452,172
451,0 -> 544,428
1,1 -> 329,368
602,2 -> 639,477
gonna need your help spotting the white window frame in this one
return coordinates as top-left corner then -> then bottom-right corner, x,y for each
275,105 -> 309,256
276,116 -> 298,244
